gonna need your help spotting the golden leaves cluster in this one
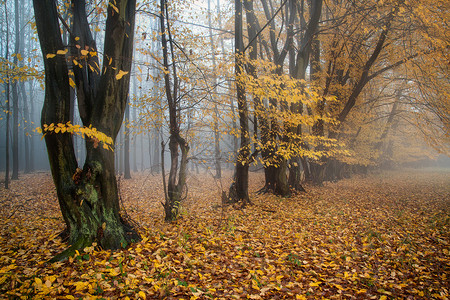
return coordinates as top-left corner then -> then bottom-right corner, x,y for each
37,122 -> 114,150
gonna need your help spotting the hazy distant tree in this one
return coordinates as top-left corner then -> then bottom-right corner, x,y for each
3,0 -> 11,189
11,0 -> 20,180
208,0 -> 222,179
124,103 -> 131,179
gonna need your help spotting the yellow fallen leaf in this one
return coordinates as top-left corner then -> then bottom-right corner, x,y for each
57,49 -> 68,55
46,54 -> 56,59
73,281 -> 88,291
309,281 -> 321,287
35,277 -> 43,287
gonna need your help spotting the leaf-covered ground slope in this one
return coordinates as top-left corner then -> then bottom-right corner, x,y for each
0,169 -> 449,299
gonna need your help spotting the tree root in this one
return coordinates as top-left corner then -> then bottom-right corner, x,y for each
49,235 -> 93,263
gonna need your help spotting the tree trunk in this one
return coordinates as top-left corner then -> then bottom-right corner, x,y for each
124,103 -> 131,179
33,0 -> 140,261
217,0 -> 238,161
11,0 -> 20,180
3,0 -> 10,189
160,0 -> 190,221
147,131 -> 152,173
131,88 -> 137,172
208,0 -> 222,179
28,80 -> 35,172
288,0 -> 322,191
228,0 -> 251,205
21,82 -> 31,173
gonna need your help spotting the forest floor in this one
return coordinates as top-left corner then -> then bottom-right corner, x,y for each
0,168 -> 449,299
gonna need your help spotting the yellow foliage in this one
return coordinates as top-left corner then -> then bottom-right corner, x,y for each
37,122 -> 114,151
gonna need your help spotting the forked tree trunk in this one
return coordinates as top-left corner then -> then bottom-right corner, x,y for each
33,0 -> 140,261
160,0 -> 190,221
288,0 -> 322,191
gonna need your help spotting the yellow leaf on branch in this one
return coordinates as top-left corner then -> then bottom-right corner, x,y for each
116,70 -> 129,80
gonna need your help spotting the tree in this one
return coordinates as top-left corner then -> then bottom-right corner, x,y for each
228,0 -> 251,205
124,103 -> 131,179
33,0 -> 140,261
159,0 -> 190,221
307,0 -> 449,181
208,0 -> 222,179
11,0 -> 20,180
3,0 -> 11,189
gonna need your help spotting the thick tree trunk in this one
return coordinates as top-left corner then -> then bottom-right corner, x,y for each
288,157 -> 305,192
33,0 -> 140,261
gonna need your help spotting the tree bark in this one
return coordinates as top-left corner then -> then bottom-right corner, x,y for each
11,0 -> 20,180
33,0 -> 140,261
208,0 -> 222,179
216,0 -> 238,161
228,0 -> 251,205
4,0 -> 10,189
124,103 -> 131,179
289,0 -> 322,190
160,0 -> 190,221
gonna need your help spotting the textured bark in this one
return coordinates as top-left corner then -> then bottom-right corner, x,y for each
33,0 -> 140,261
